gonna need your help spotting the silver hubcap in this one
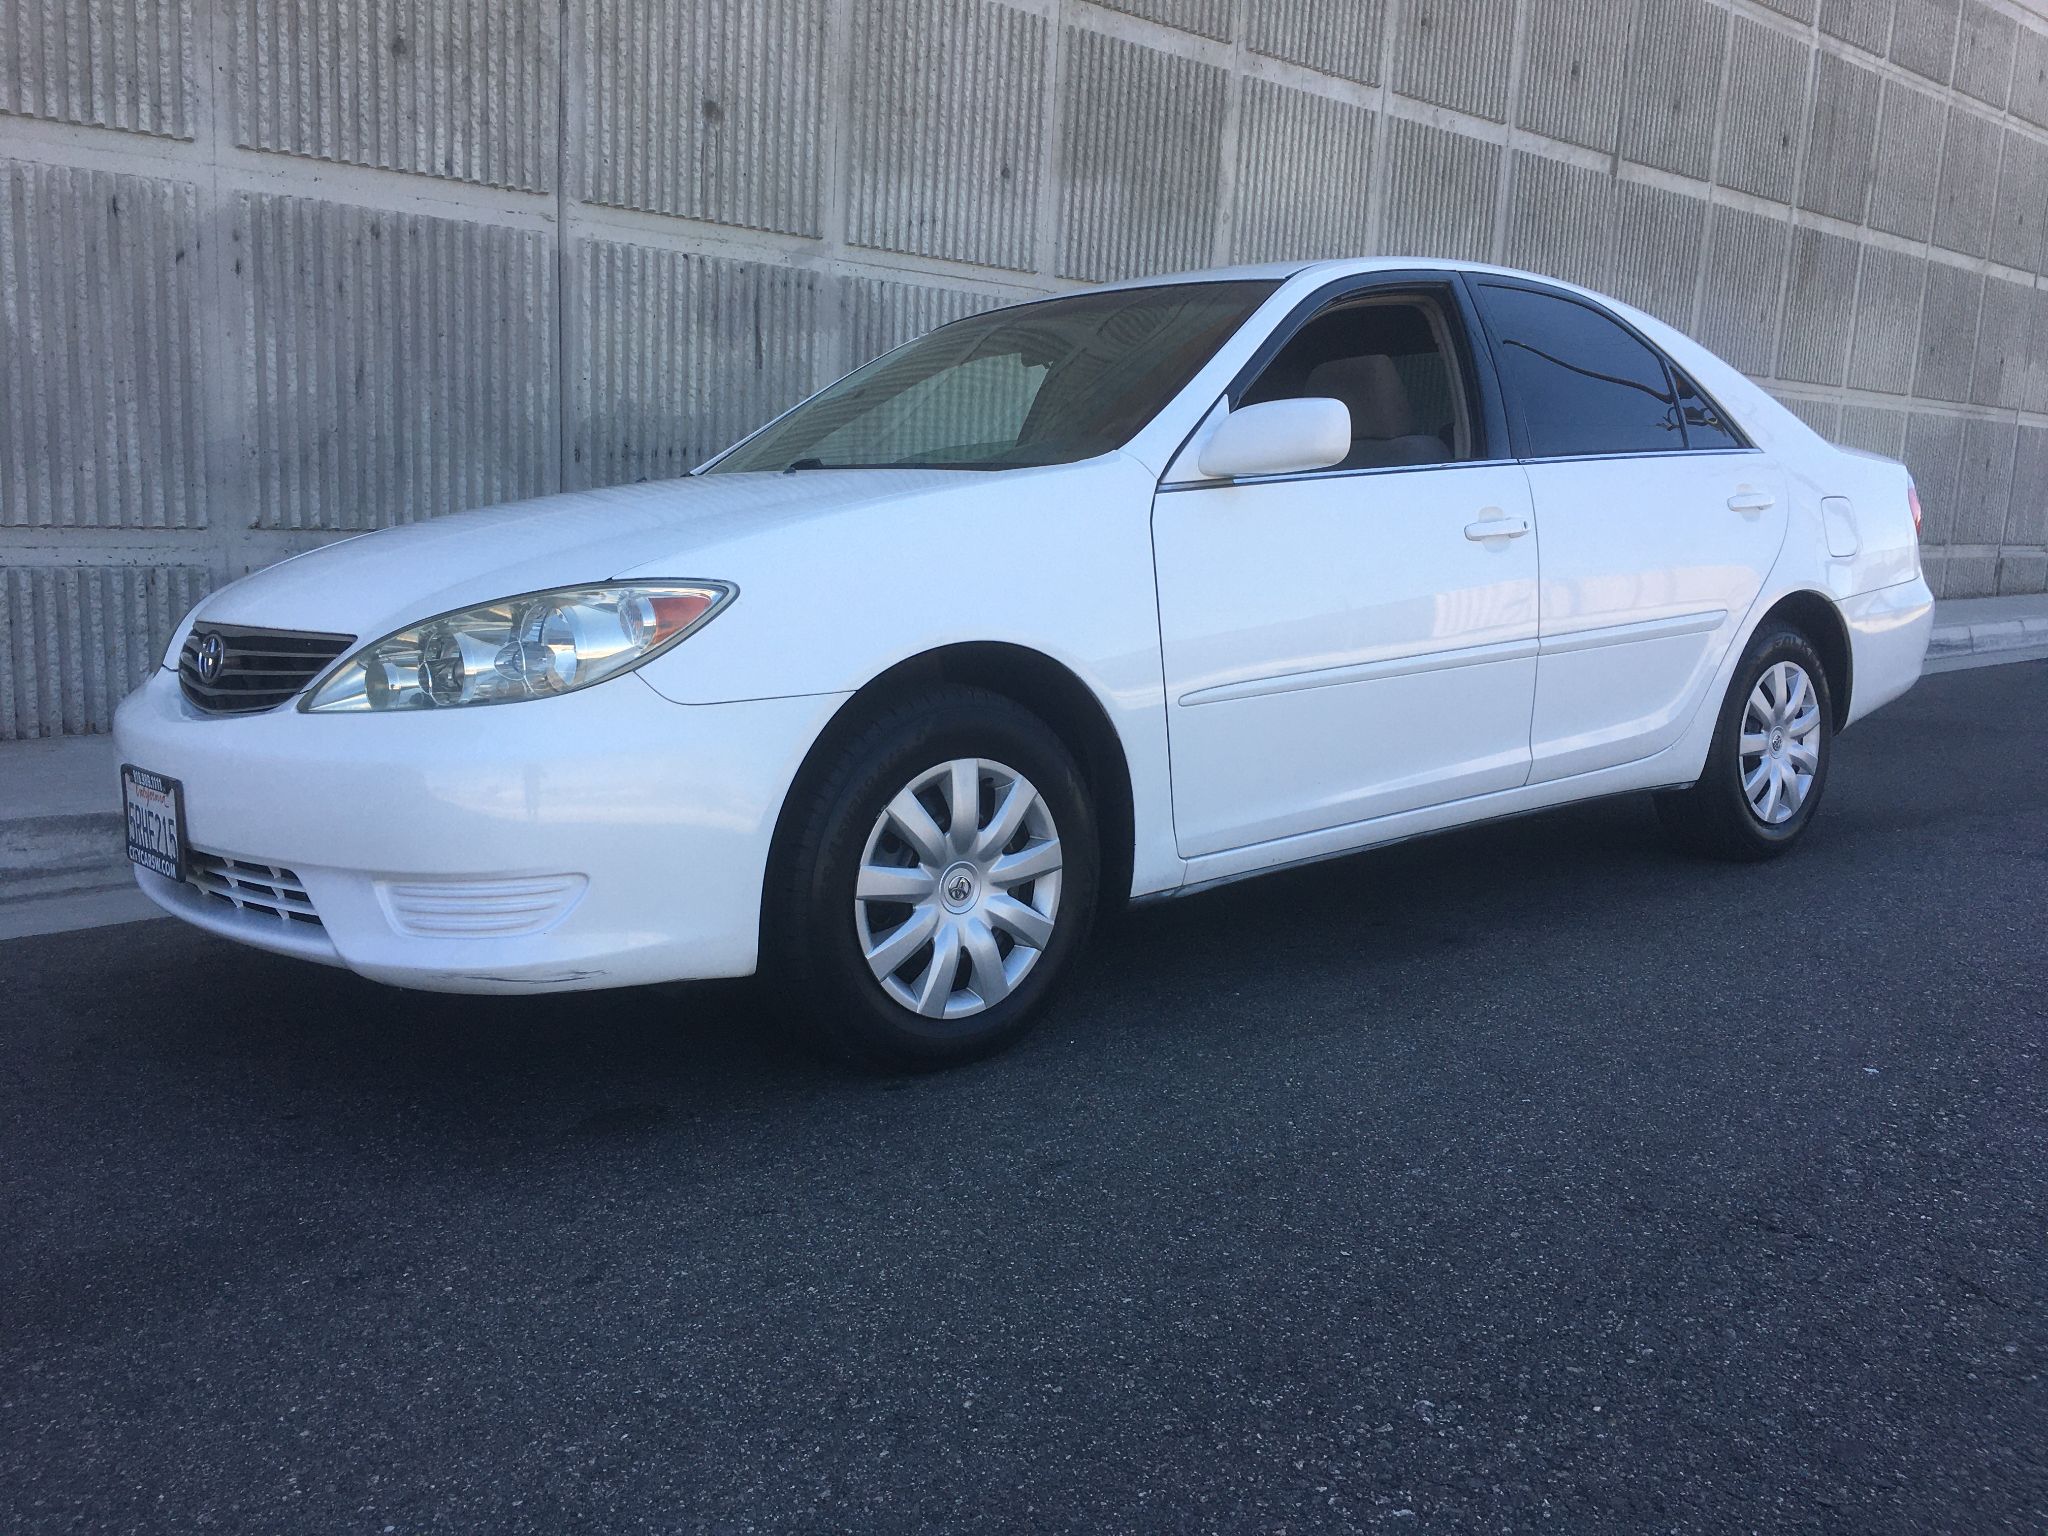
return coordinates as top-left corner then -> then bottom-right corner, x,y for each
854,758 -> 1063,1021
1741,660 -> 1822,826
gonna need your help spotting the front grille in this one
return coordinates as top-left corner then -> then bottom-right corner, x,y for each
186,851 -> 323,927
179,623 -> 354,715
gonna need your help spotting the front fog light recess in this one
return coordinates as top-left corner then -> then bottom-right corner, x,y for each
304,583 -> 733,712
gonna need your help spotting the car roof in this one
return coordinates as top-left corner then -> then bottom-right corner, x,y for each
1091,256 -> 1602,296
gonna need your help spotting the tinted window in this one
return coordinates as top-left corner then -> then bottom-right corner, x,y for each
1674,369 -> 1744,449
1474,283 -> 1681,458
1240,296 -> 1471,469
709,281 -> 1277,473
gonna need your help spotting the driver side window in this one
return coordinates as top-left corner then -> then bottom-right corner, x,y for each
1239,294 -> 1474,471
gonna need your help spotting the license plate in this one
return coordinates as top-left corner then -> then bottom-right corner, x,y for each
122,764 -> 186,882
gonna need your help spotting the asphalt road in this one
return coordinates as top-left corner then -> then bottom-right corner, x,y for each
3,662 -> 2043,1534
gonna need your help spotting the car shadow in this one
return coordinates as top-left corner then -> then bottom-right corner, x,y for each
20,789 -> 1720,1124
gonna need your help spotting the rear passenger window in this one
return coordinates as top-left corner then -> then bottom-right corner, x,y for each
1474,283 -> 1681,459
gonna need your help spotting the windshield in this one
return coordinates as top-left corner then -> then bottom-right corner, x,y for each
706,281 -> 1279,474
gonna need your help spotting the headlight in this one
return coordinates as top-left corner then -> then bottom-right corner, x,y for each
301,582 -> 734,712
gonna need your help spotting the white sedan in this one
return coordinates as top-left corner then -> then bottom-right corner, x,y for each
115,259 -> 1933,1065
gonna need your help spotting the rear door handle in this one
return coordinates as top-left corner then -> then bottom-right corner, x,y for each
1727,491 -> 1776,515
1465,514 -> 1531,541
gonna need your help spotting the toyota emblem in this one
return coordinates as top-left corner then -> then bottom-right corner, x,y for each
946,872 -> 974,904
196,632 -> 226,684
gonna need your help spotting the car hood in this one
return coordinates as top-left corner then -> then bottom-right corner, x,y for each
197,469 -> 1001,639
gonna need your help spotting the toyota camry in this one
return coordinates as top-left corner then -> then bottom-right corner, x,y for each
115,259 -> 1934,1065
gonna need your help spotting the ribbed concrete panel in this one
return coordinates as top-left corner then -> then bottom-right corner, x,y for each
1990,129 -> 2048,272
1849,245 -> 1926,394
1756,0 -> 1818,20
1502,153 -> 1612,290
0,564 -> 209,739
1999,550 -> 2048,595
2009,426 -> 2048,543
1869,80 -> 1948,240
0,161 -> 205,530
847,0 -> 1046,271
1379,119 -> 1499,262
1057,29 -> 1225,282
1820,0 -> 1893,53
575,242 -> 820,487
580,0 -> 825,236
1775,395 -> 1839,437
1800,51 -> 1881,222
1232,78 -> 1374,264
1892,0 -> 1960,85
1247,0 -> 1385,85
1619,0 -> 1728,181
231,0 -> 555,190
1903,411 -> 1967,543
1929,549 -> 1990,596
1913,262 -> 1983,402
241,195 -> 556,530
1954,1 -> 2015,108
1971,275 -> 2032,408
1088,0 -> 1231,41
0,0 -> 194,138
2025,288 -> 2048,414
1954,416 -> 2018,543
2012,26 -> 2048,128
1933,106 -> 2000,258
1777,227 -> 1857,386
1697,207 -> 1788,376
1394,0 -> 1512,122
2022,288 -> 2048,414
844,275 -> 1007,368
1718,18 -> 1811,205
1609,179 -> 1706,329
1517,0 -> 1631,153
1838,403 -> 1909,457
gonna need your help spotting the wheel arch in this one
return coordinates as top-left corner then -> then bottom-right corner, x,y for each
1753,589 -> 1853,730
760,642 -> 1138,949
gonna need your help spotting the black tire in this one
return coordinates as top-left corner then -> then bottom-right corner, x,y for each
767,687 -> 1100,1069
1656,620 -> 1834,861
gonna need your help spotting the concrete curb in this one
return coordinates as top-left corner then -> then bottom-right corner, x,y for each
1927,615 -> 2048,663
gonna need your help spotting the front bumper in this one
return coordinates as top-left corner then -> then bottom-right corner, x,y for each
113,670 -> 847,992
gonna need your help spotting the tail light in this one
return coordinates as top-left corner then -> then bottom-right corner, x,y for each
1907,480 -> 1922,535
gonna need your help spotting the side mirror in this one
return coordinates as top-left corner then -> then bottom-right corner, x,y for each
1196,397 -> 1351,480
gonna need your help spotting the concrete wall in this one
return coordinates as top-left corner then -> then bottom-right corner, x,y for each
5,0 -> 2048,737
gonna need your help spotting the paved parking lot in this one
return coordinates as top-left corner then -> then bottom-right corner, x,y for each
3,662 -> 2043,1533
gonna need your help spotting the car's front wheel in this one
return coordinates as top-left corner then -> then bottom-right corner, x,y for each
1656,621 -> 1833,860
770,688 -> 1099,1067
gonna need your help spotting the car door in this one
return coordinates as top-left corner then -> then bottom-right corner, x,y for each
1151,277 -> 1540,860
1467,279 -> 1789,784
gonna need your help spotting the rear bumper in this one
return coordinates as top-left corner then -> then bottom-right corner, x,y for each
113,670 -> 847,992
1841,577 -> 1934,727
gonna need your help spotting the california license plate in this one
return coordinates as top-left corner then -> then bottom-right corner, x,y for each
122,764 -> 186,881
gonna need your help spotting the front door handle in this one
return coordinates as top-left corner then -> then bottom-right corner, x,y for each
1465,514 -> 1531,541
1727,491 -> 1776,515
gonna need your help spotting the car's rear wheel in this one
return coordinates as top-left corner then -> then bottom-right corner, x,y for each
770,688 -> 1099,1067
1656,621 -> 1833,860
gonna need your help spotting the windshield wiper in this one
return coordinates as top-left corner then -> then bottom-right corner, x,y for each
781,458 -> 918,472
